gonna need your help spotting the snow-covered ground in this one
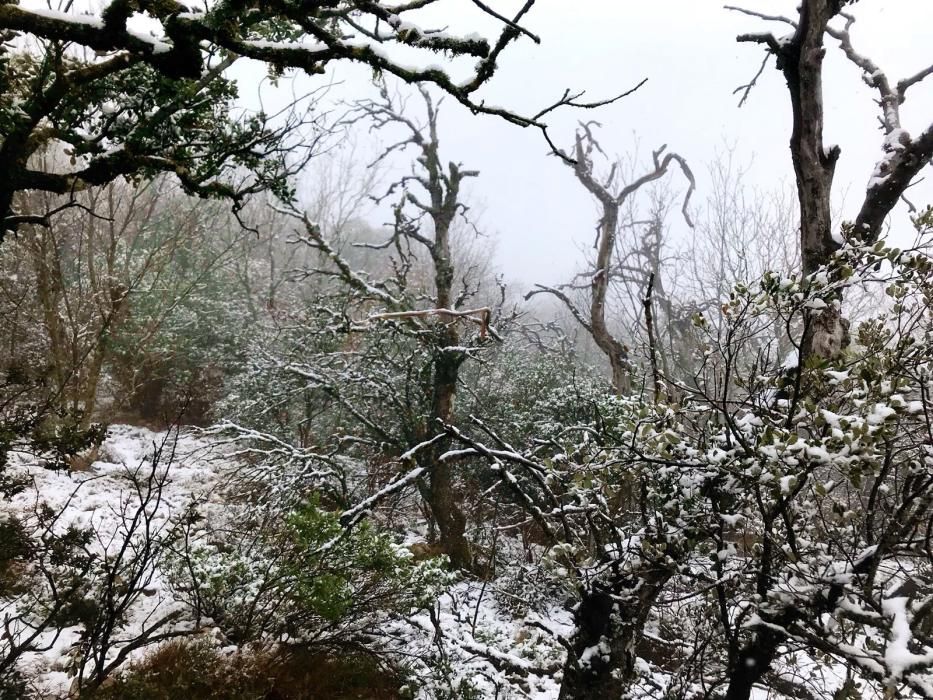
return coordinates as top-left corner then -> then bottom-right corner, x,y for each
5,424 -> 883,700
4,425 -> 225,698
2,425 -> 576,699
391,574 -> 572,699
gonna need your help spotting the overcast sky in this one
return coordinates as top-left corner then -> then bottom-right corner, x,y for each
233,1 -> 933,286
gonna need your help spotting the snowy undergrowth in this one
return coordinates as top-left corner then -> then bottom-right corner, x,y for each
3,425 -> 224,697
1,425 -> 578,699
2,424 -> 897,700
392,574 -> 572,699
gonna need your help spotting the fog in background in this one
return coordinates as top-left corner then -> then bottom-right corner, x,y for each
232,0 -> 933,287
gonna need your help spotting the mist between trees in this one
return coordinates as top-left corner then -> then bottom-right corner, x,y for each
1,1 -> 933,699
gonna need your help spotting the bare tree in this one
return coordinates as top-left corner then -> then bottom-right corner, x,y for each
731,0 -> 933,359
248,83 -> 506,569
348,82 -> 480,568
527,123 -> 695,395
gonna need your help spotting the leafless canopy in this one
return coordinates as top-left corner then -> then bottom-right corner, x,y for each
528,123 -> 694,394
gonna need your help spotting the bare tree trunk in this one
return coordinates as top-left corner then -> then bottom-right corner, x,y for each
420,345 -> 472,568
528,124 -> 693,395
737,0 -> 933,361
643,273 -> 662,403
336,84 -> 480,568
590,202 -> 633,395
784,0 -> 840,279
781,0 -> 846,361
421,203 -> 472,568
723,630 -> 782,700
558,576 -> 668,700
30,227 -> 68,399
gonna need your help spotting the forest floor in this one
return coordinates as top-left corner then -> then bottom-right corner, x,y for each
5,425 -> 851,699
6,425 -> 574,699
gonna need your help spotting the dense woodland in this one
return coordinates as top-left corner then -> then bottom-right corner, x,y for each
1,1 -> 933,698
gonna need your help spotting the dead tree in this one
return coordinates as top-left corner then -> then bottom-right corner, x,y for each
732,0 -> 933,360
361,84 -> 478,570
280,83 -> 493,569
527,123 -> 694,395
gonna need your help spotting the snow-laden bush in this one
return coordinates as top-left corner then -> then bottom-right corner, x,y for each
168,496 -> 451,648
447,208 -> 933,698
1,431 -> 198,696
